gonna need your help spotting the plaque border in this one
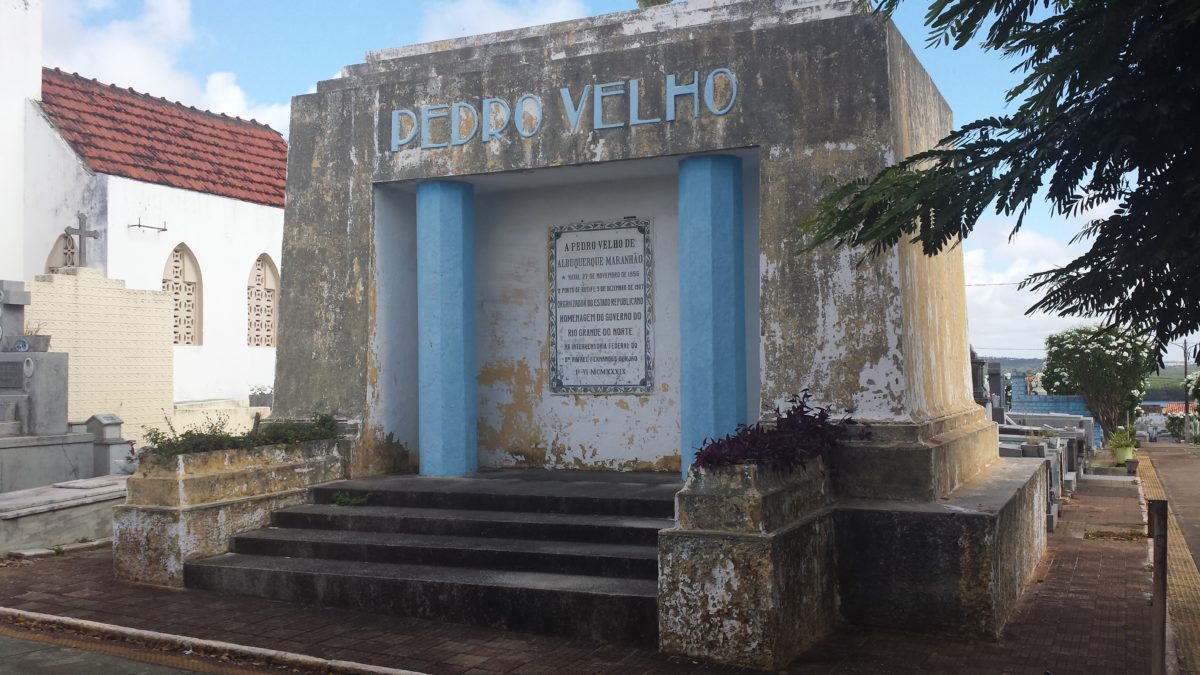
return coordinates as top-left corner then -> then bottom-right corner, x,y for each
548,218 -> 655,395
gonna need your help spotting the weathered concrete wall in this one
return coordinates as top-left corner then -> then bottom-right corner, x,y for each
113,439 -> 345,587
659,460 -> 838,668
835,457 -> 1047,637
0,0 -> 42,281
25,268 -> 173,444
278,3 -> 965,451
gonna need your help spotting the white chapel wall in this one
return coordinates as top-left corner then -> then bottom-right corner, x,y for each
104,176 -> 283,403
22,103 -> 109,280
0,0 -> 42,280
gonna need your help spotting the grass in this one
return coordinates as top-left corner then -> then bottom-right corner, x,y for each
143,414 -> 338,457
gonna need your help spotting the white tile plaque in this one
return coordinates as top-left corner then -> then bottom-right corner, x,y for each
549,218 -> 654,394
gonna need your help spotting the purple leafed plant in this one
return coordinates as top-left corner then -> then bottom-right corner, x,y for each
692,390 -> 869,471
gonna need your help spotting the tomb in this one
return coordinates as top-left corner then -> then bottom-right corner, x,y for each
191,0 -> 1047,666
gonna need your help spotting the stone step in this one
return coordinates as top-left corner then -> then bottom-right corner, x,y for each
184,553 -> 658,645
271,504 -> 669,547
0,421 -> 21,437
311,473 -> 677,518
231,527 -> 658,579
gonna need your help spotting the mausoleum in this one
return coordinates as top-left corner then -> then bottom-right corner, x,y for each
196,0 -> 1048,665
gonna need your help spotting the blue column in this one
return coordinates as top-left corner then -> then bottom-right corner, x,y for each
416,181 -> 477,476
678,155 -> 747,478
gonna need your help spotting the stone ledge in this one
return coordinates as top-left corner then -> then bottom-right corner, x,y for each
0,432 -> 93,450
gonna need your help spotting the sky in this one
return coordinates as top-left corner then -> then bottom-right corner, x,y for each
39,0 -> 1124,359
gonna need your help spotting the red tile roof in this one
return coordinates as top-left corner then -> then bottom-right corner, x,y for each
39,68 -> 287,208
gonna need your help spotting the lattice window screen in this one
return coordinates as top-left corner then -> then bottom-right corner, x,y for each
247,254 -> 279,347
45,235 -> 77,274
162,245 -> 202,346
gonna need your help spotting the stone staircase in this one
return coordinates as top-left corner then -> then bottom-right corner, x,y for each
184,470 -> 680,646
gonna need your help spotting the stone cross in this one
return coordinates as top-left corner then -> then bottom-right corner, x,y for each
64,213 -> 99,266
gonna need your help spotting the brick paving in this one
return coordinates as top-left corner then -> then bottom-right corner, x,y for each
1142,446 -> 1200,674
0,476 -> 1155,675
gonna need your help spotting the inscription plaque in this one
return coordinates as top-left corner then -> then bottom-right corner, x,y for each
549,218 -> 654,394
0,362 -> 22,389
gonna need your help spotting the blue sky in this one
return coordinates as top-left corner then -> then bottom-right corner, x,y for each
42,0 -> 1113,359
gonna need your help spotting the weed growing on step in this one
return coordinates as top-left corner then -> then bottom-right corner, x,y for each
692,390 -> 869,471
332,492 -> 371,506
144,413 -> 338,457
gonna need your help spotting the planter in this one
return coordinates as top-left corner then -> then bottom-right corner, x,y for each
248,393 -> 273,408
1126,458 -> 1140,475
0,335 -> 50,352
1111,445 -> 1134,466
113,438 -> 346,587
659,460 -> 837,669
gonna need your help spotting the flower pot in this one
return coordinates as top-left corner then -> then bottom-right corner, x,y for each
1126,458 -> 1140,475
1112,445 -> 1134,466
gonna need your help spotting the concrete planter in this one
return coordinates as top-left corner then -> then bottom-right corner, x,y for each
659,460 -> 837,669
113,439 -> 346,587
1126,458 -> 1140,475
0,335 -> 50,352
1112,445 -> 1134,466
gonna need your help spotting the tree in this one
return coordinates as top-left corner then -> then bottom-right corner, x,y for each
636,0 -> 673,7
1041,326 -> 1157,439
800,0 -> 1200,362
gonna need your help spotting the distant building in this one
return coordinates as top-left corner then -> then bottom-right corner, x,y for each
1,1 -> 285,425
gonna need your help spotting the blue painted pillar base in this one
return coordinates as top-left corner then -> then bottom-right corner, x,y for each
678,155 -> 747,478
416,181 -> 477,476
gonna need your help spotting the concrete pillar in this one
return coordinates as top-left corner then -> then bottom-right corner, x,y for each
416,181 -> 477,476
678,155 -> 746,478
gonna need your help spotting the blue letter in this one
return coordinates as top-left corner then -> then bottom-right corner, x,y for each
666,71 -> 699,121
593,81 -> 626,130
559,85 -> 591,133
481,98 -> 511,142
514,93 -> 544,138
391,109 -> 417,150
629,79 -> 661,127
420,104 -> 449,149
703,68 -> 738,116
450,102 -> 478,146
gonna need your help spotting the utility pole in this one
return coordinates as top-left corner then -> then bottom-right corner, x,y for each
1186,339 -> 1191,444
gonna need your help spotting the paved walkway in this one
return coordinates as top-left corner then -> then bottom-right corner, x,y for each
0,477 -> 1156,674
1142,442 -> 1200,674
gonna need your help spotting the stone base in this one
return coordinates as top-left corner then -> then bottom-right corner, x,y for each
829,407 -> 999,501
659,512 -> 838,669
659,461 -> 838,669
0,475 -> 127,554
113,489 -> 309,587
835,457 -> 1047,637
114,438 -> 346,587
0,432 -> 96,492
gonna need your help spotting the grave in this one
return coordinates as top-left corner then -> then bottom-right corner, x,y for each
0,279 -> 133,552
194,0 -> 1047,666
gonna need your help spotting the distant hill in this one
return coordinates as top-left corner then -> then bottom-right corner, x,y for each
976,356 -> 1190,401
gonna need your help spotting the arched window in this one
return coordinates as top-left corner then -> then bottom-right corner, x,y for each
247,253 -> 279,347
45,234 -> 77,273
162,244 -> 202,345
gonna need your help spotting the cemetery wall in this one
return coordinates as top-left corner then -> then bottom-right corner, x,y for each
0,0 -> 42,281
105,176 -> 282,403
25,267 -> 173,444
1010,375 -> 1104,441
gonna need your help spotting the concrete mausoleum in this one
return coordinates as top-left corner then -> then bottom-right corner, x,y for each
264,0 -> 1046,665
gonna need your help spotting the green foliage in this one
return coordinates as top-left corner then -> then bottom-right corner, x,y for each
1109,426 -> 1137,451
144,414 -> 338,457
331,492 -> 371,507
636,0 -> 673,7
800,0 -> 1200,362
1041,326 -> 1156,440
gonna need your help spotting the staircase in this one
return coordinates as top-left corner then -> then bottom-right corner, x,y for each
184,470 -> 680,646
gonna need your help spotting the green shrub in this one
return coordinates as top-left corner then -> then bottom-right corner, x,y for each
144,414 -> 337,457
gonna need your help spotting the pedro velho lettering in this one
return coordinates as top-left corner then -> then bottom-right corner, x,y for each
549,219 -> 654,394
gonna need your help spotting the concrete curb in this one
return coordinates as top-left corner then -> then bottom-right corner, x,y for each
0,607 -> 428,675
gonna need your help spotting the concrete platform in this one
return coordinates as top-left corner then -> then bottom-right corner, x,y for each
0,433 -> 96,493
0,475 -> 127,554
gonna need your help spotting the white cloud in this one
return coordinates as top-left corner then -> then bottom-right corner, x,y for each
42,0 -> 292,136
962,220 -> 1092,357
418,0 -> 587,42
